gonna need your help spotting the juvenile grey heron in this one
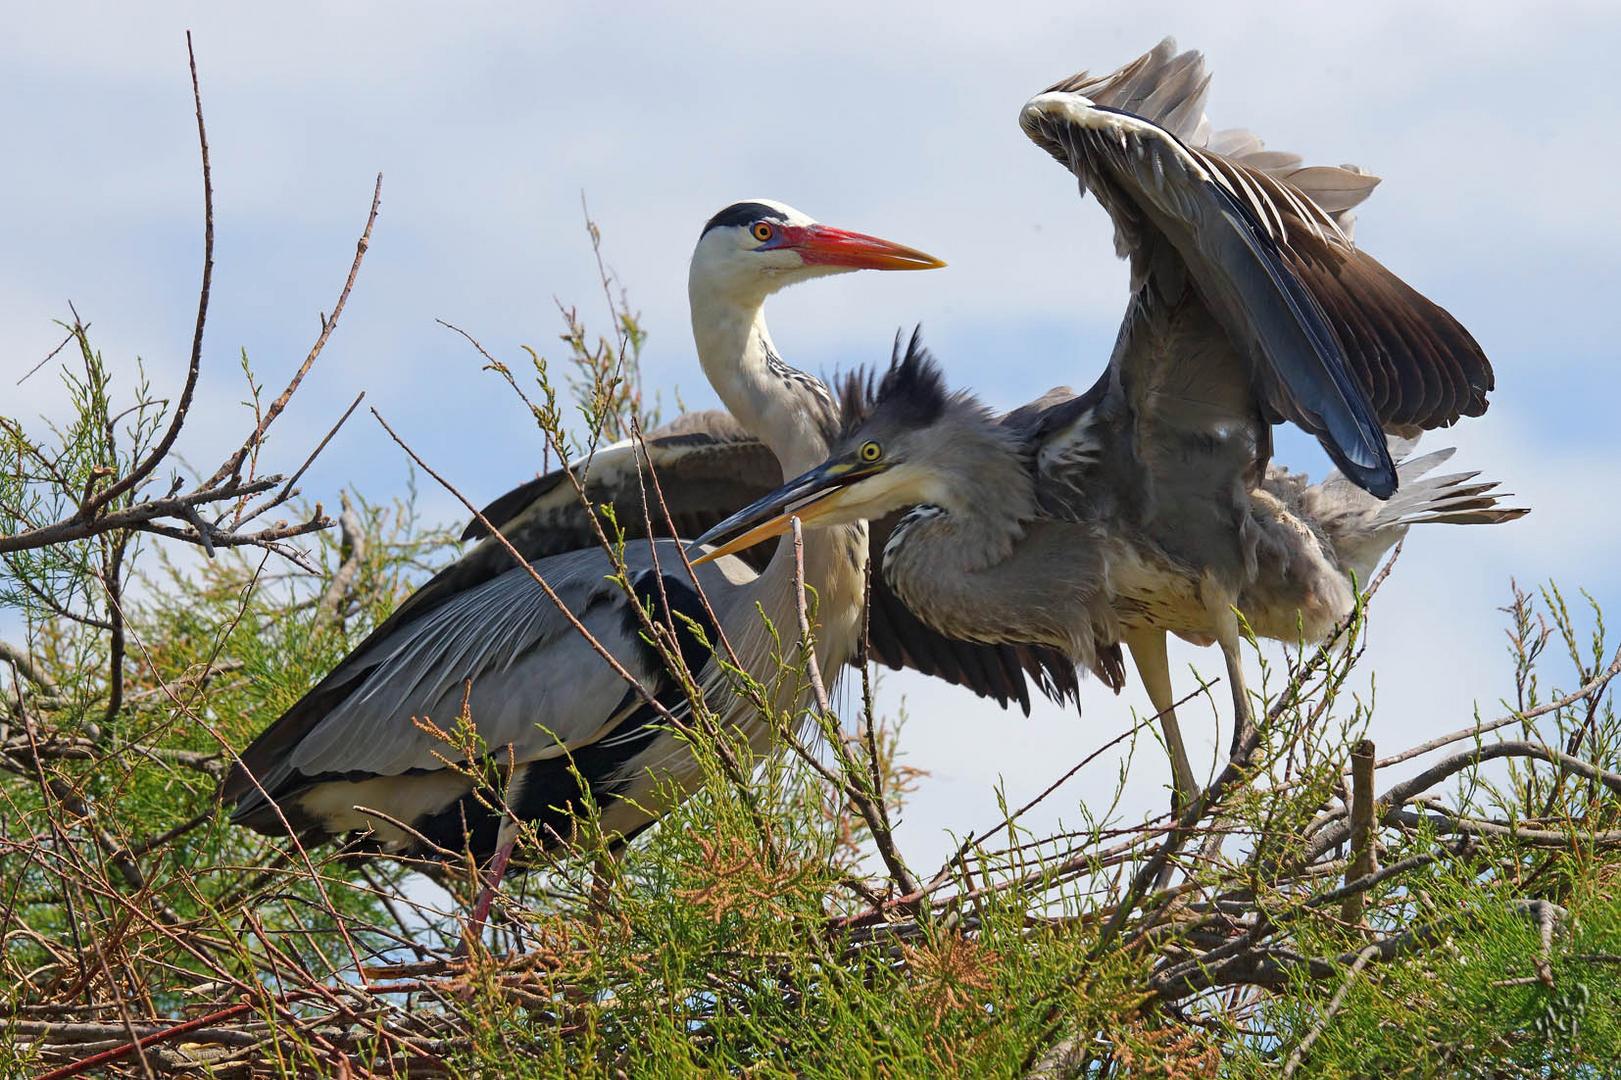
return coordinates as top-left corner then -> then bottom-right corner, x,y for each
220,201 -> 1073,913
696,39 -> 1525,808
695,336 -> 1524,808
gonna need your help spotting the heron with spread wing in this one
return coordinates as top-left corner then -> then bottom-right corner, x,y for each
696,41 -> 1525,810
696,337 -> 1523,811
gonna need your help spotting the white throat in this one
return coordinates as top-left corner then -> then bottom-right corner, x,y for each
687,258 -> 866,679
688,280 -> 833,477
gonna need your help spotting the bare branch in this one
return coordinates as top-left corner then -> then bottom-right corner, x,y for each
1340,739 -> 1376,928
0,640 -> 55,694
205,174 -> 383,490
317,494 -> 367,624
76,33 -> 212,518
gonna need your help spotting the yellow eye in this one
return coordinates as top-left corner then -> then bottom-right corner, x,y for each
751,222 -> 774,242
858,440 -> 882,463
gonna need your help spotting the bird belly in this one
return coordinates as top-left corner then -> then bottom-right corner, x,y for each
1108,545 -> 1210,636
1239,489 -> 1355,642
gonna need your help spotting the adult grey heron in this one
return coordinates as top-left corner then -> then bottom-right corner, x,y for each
695,336 -> 1524,808
220,201 -> 1075,916
695,40 -> 1525,809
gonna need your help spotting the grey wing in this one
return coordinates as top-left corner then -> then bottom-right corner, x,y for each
332,416 -> 779,698
1021,39 -> 1494,498
222,544 -> 715,820
865,511 -> 1084,712
285,551 -> 644,777
1004,376 -> 1121,527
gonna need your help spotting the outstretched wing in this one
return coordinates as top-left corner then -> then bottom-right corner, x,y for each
1021,38 -> 1494,496
455,413 -> 1078,713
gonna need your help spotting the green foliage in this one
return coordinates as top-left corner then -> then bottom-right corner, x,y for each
5,281 -> 1621,1079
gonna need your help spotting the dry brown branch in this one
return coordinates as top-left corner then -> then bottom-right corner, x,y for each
1340,739 -> 1376,927
72,33 -> 211,521
0,66 -> 379,569
206,174 -> 383,493
317,493 -> 367,623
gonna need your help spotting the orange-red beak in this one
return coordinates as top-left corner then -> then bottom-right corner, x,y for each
786,224 -> 946,271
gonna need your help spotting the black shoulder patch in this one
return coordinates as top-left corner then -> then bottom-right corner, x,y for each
622,568 -> 722,678
701,201 -> 788,237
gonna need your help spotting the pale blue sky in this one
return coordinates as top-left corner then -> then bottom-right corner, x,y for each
4,4 -> 1618,866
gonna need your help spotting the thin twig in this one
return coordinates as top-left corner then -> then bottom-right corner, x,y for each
206,174 -> 383,490
16,325 -> 78,387
317,494 -> 367,624
1281,942 -> 1381,1077
77,33 -> 212,519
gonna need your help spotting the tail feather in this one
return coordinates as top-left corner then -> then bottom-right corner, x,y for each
1404,507 -> 1528,527
1300,440 -> 1528,584
1375,469 -> 1527,530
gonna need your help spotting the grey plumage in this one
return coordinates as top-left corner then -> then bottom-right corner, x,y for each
1022,40 -> 1494,483
226,539 -> 808,855
697,338 -> 1523,810
699,39 -> 1524,812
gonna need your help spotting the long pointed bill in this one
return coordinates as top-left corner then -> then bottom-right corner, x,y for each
791,224 -> 945,271
690,460 -> 871,566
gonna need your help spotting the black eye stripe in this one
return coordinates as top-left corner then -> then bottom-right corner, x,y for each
702,201 -> 790,237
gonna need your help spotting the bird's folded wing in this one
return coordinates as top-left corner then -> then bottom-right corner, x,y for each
865,511 -> 1083,714
461,411 -> 780,550
346,414 -> 781,672
1022,39 -> 1493,495
220,548 -> 660,816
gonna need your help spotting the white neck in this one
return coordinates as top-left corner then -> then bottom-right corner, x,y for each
688,283 -> 834,477
688,274 -> 865,681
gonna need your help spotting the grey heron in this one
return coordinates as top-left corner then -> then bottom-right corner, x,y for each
695,335 -> 1524,809
695,39 -> 1526,808
220,200 -> 1074,920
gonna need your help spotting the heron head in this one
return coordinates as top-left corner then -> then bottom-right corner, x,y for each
689,200 -> 944,303
692,331 -> 1017,562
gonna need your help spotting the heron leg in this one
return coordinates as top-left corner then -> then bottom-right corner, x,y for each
1124,628 -> 1197,814
464,828 -> 517,950
1200,576 -> 1254,759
